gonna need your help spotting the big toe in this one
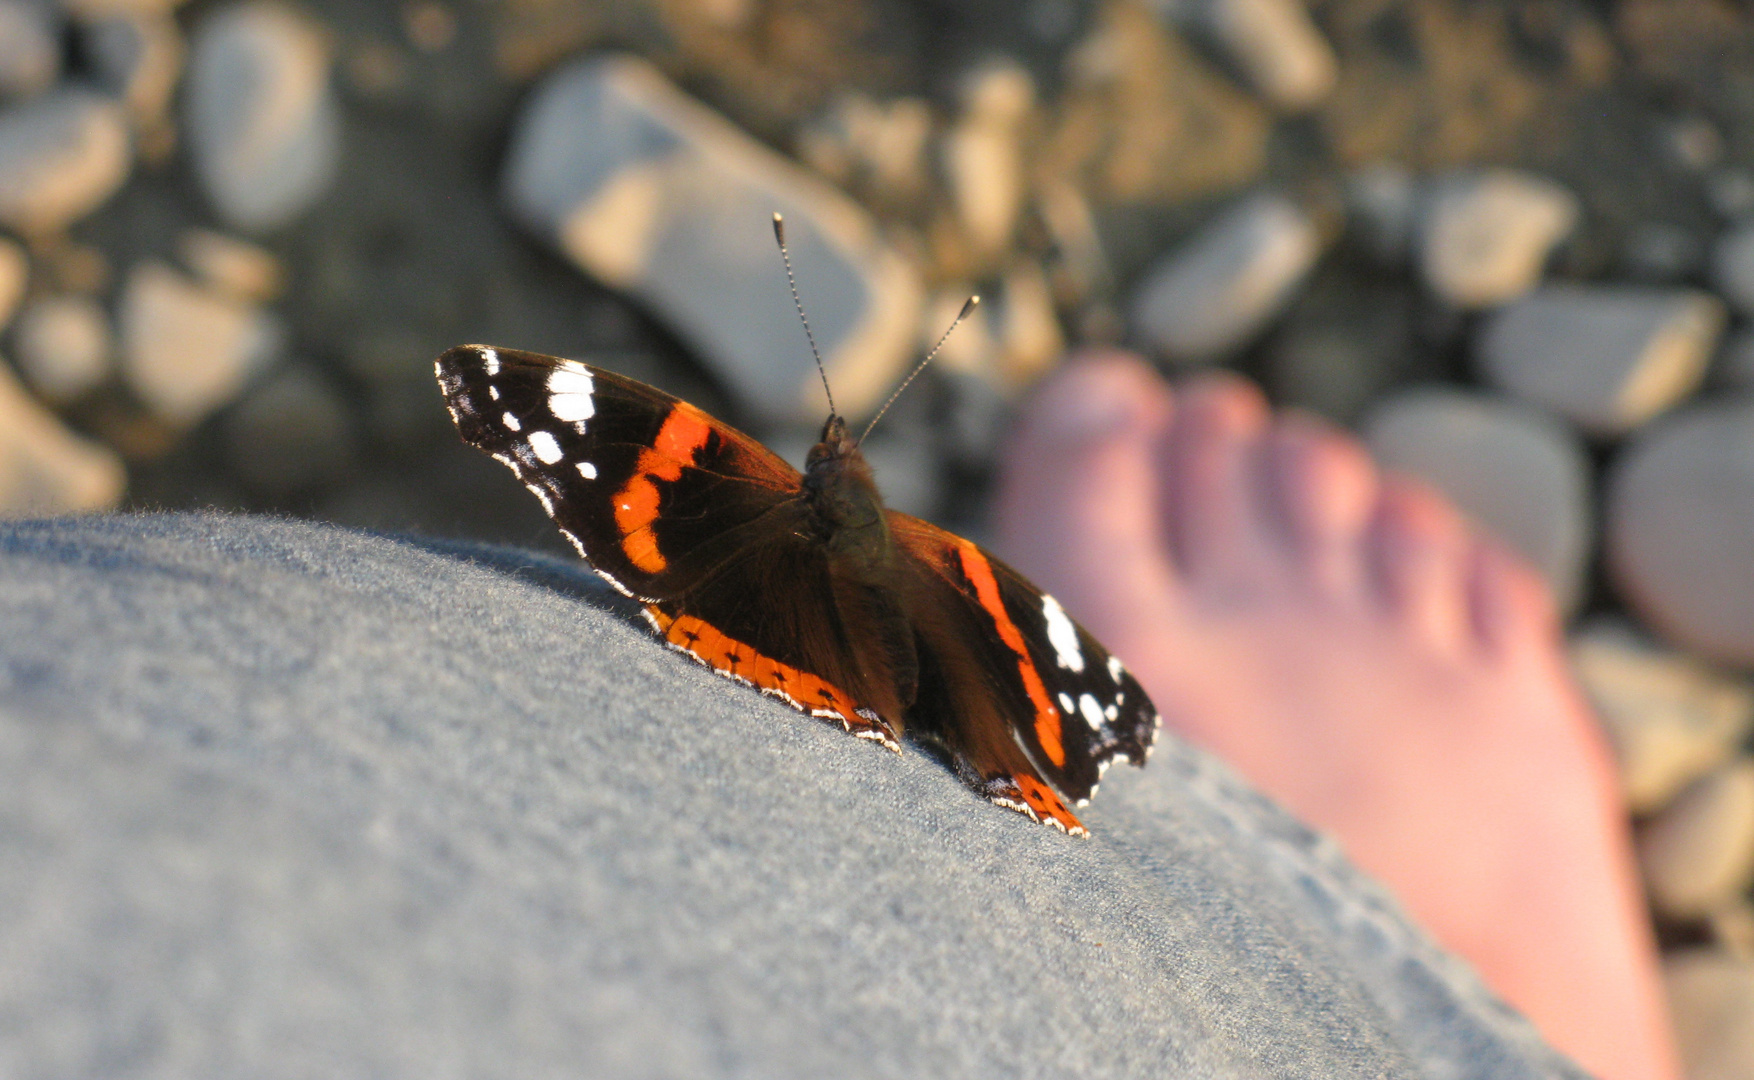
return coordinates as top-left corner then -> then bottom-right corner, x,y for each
993,350 -> 1178,634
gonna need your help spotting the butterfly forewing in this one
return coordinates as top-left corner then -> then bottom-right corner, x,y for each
437,345 -> 800,601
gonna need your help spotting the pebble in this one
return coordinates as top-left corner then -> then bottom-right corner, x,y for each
58,0 -> 191,15
1713,327 -> 1754,391
223,366 -> 357,493
178,228 -> 285,302
1362,386 -> 1592,614
1622,222 -> 1703,282
1179,0 -> 1337,112
501,54 -> 923,428
1417,168 -> 1578,309
0,0 -> 61,100
1131,192 -> 1321,362
1570,621 -> 1754,814
1637,759 -> 1754,920
184,1 -> 340,232
1476,284 -> 1724,436
0,88 -> 132,235
1710,221 -> 1754,316
1665,950 -> 1754,1080
0,236 -> 24,330
81,12 -> 184,130
0,359 -> 125,515
119,261 -> 282,425
992,258 -> 1065,391
1345,162 -> 1416,268
797,93 -> 931,207
11,294 -> 112,403
1608,395 -> 1754,666
1706,168 -> 1754,221
942,62 -> 1033,262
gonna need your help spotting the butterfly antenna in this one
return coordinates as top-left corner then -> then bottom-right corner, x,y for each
772,213 -> 837,417
858,295 -> 979,445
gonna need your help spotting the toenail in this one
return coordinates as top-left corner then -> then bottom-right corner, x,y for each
1039,372 -> 1151,442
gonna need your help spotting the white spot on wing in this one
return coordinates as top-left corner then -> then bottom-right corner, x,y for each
1104,702 -> 1118,722
488,385 -> 500,401
481,347 -> 499,376
1107,655 -> 1124,682
1078,693 -> 1104,731
528,430 -> 564,464
1058,692 -> 1075,714
1042,595 -> 1084,672
547,365 -> 596,423
577,461 -> 597,480
501,411 -> 521,432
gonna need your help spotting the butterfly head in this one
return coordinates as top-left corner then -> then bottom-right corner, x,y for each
810,414 -> 855,461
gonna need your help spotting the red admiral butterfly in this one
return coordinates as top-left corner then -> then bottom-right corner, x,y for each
435,221 -> 1158,835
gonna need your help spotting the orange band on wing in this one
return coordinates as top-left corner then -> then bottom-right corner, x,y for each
614,404 -> 715,573
955,541 -> 1066,768
1014,774 -> 1085,835
647,607 -> 867,726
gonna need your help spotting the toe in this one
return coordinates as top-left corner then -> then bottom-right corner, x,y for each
1368,476 -> 1474,655
1467,535 -> 1561,659
1264,412 -> 1379,598
1158,373 -> 1276,597
993,350 -> 1178,627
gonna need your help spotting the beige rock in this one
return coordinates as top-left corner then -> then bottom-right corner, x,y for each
1637,759 -> 1754,919
119,261 -> 281,425
1570,621 -> 1754,814
1131,191 -> 1320,362
993,259 -> 1064,391
502,55 -> 922,429
0,88 -> 131,234
1418,169 -> 1577,309
1665,949 -> 1754,1080
178,228 -> 285,302
12,294 -> 112,403
1477,284 -> 1723,436
58,0 -> 190,15
943,62 -> 1033,261
1364,386 -> 1592,614
0,236 -> 24,330
1608,395 -> 1754,666
0,359 -> 124,515
798,93 -> 931,206
1181,0 -> 1337,112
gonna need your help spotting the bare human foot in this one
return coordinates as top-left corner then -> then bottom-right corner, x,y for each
992,352 -> 1680,1080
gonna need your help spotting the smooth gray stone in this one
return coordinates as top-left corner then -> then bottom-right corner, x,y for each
501,54 -> 921,429
0,513 -> 1584,1079
1362,386 -> 1593,615
184,1 -> 339,232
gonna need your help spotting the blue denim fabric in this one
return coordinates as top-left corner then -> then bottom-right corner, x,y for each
0,513 -> 1588,1078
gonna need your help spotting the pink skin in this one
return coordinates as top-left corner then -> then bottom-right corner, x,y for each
991,352 -> 1680,1080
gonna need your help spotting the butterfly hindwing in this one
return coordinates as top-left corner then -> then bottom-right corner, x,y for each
889,513 -> 1160,831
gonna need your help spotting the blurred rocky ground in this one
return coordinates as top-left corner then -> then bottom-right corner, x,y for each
2,0 -> 1754,1073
